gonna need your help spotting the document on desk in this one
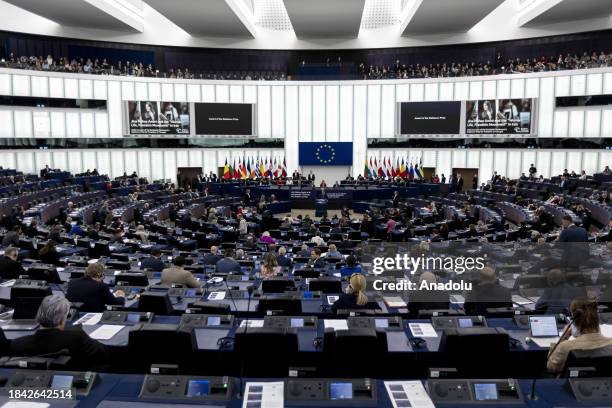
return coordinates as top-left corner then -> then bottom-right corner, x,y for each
409,323 -> 438,338
385,380 -> 435,408
242,381 -> 284,408
89,324 -> 124,340
324,319 -> 348,331
529,337 -> 559,348
600,324 -> 612,338
384,296 -> 407,308
239,319 -> 264,328
512,294 -> 534,305
208,291 -> 226,300
74,312 -> 102,326
0,279 -> 15,287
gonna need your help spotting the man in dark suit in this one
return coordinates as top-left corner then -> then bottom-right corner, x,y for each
535,269 -> 586,314
0,247 -> 26,280
338,234 -> 354,249
463,267 -> 512,315
201,246 -> 222,265
392,191 -> 400,208
242,189 -> 252,206
307,248 -> 326,268
558,215 -> 588,242
140,248 -> 166,272
559,176 -> 569,191
276,246 -> 293,268
456,173 -> 464,192
215,249 -> 241,274
11,295 -> 110,370
66,263 -> 125,312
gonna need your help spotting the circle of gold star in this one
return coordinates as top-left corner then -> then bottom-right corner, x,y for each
315,144 -> 336,164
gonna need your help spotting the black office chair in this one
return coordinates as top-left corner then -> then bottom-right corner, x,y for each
438,327 -> 510,377
323,328 -> 387,377
128,324 -> 195,372
294,268 -> 320,279
257,295 -> 302,315
261,278 -> 295,293
26,265 -> 62,284
115,273 -> 149,287
308,278 -> 342,294
233,326 -> 299,376
138,292 -> 173,315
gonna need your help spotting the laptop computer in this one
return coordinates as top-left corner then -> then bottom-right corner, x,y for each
528,315 -> 560,347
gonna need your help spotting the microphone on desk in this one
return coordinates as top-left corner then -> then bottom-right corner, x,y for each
529,309 -> 581,400
237,283 -> 255,398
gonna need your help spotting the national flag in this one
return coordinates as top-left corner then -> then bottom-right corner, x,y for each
386,158 -> 392,178
273,157 -> 279,178
416,158 -> 425,179
240,158 -> 247,179
364,158 -> 369,177
228,159 -> 234,180
281,157 -> 287,177
250,158 -> 256,179
376,158 -> 383,178
222,159 -> 230,180
400,158 -> 406,178
259,158 -> 266,177
409,161 -> 415,180
233,159 -> 240,179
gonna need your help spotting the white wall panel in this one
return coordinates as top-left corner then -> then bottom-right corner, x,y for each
550,151 -> 566,177
410,83 -> 424,101
312,86 -> 326,140
123,150 -> 138,174
107,81 -> 122,137
187,84 -> 201,102
95,112 -> 109,138
135,82 -> 148,100
584,110 -> 601,138
285,86 -> 299,170
30,76 -> 48,97
150,151 -> 164,180
380,84 -> 395,138
121,81 -> 134,100
538,77 -> 554,137
568,110 -> 584,138
12,75 -> 30,96
137,150 -> 150,179
35,151 -> 51,173
522,151 -> 537,175
257,85 -> 272,138
555,76 -> 570,97
111,151 -> 125,177
80,112 -> 95,138
507,151 -> 522,179
67,151 -> 82,175
496,79 -> 510,99
243,86 -> 256,103
94,80 -> 107,100
214,84 -> 228,102
567,151 -> 582,174
482,80 -> 496,99
79,79 -> 93,99
96,151 -> 111,178
468,81 -> 482,100
52,151 -> 67,171
65,112 -> 80,138
353,85 -> 367,177
553,110 -> 569,138
570,75 -> 586,96
49,77 -> 64,98
366,84 -> 381,138
201,84 -> 215,102
493,151 -> 508,177
188,150 -> 203,168
163,151 -> 176,181
437,150 -> 452,179
50,111 -> 66,138
0,111 -> 13,138
64,78 -> 78,99
525,78 -> 539,98
510,78 -> 524,98
174,84 -> 186,101
396,84 -> 409,101
586,73 -> 603,95
439,82 -> 453,100
339,85 -> 353,142
583,151 -> 599,175
160,83 -> 173,101
147,82 -> 160,101
82,151 -> 96,173
0,152 -> 15,170
325,85 -> 339,141
453,82 -> 468,101
13,111 -> 32,137
479,150 -> 493,183
298,86 -> 312,141
451,150 -> 467,169
603,110 -> 612,137
203,150 -> 217,175
229,85 -> 242,103
537,151 -> 552,178
604,73 -> 612,94
271,86 -> 285,138
176,150 -> 189,169
0,74 -> 11,95
424,83 -> 438,101
15,152 -> 34,175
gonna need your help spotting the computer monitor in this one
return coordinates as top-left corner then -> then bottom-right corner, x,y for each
473,383 -> 498,401
529,315 -> 558,337
185,379 -> 210,397
329,382 -> 353,400
51,375 -> 73,390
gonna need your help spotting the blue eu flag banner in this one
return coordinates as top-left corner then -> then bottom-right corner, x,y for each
298,142 -> 353,166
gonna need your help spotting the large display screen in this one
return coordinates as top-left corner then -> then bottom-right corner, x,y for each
194,103 -> 253,135
127,101 -> 190,135
466,99 -> 533,134
399,101 -> 461,134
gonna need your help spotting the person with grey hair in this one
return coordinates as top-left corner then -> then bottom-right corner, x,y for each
66,263 -> 125,312
0,246 -> 26,279
11,295 -> 110,369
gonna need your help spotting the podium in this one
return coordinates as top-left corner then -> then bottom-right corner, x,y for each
315,199 -> 328,217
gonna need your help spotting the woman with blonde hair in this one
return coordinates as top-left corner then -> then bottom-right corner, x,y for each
331,273 -> 369,313
260,252 -> 281,278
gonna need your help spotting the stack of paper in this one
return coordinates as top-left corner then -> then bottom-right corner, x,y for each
74,313 -> 102,326
385,380 -> 435,408
408,323 -> 438,338
89,325 -> 124,340
208,291 -> 226,300
324,319 -> 348,331
242,382 -> 284,408
384,296 -> 408,308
